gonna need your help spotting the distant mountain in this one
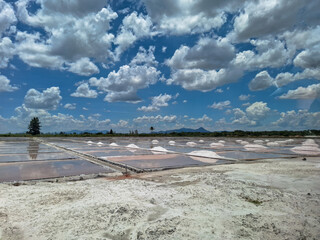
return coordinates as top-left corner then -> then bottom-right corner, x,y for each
155,127 -> 210,134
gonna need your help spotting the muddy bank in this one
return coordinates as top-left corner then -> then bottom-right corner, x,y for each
1,157 -> 319,240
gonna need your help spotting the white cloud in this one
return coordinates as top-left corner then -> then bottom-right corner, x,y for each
293,45 -> 320,69
71,83 -> 98,98
64,103 -> 76,110
209,100 -> 231,110
68,57 -> 99,76
114,11 -> 154,58
24,86 -> 62,110
230,0 -> 320,41
231,108 -> 256,126
279,84 -> 320,99
246,101 -> 270,120
0,75 -> 18,92
0,0 -> 16,35
130,46 -> 158,67
162,46 -> 167,53
166,37 -> 235,70
15,0 -> 117,68
190,114 -> 212,123
249,71 -> 274,91
167,67 -> 242,92
138,93 -> 172,112
215,88 -> 223,93
89,65 -> 160,103
239,94 -> 250,101
133,115 -> 177,123
0,37 -> 15,68
143,0 -> 240,35
273,110 -> 320,129
233,38 -> 291,71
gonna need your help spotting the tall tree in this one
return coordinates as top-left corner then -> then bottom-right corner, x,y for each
28,117 -> 41,135
150,126 -> 154,133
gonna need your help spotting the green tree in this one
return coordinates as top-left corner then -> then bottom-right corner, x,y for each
150,126 -> 154,133
28,117 -> 41,135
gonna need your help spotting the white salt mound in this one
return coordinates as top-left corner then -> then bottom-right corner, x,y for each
253,140 -> 264,144
186,142 -> 197,147
244,144 -> 267,151
151,146 -> 169,152
199,140 -> 204,143
302,139 -> 318,147
188,150 -> 223,159
240,141 -> 249,145
109,143 -> 119,147
236,140 -> 243,143
168,141 -> 175,145
126,144 -> 140,149
87,141 -> 93,144
97,142 -> 103,145
210,142 -> 224,148
291,145 -> 320,156
218,140 -> 225,143
152,140 -> 159,144
267,142 -> 280,147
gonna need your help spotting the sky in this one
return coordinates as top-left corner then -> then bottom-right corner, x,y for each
0,0 -> 319,133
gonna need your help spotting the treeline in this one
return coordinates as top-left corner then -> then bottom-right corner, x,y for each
1,129 -> 320,137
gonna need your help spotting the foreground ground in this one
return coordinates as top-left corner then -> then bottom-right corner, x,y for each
1,157 -> 319,240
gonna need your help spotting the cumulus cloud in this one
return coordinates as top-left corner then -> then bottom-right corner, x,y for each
166,37 -> 235,70
233,38 -> 291,71
143,0 -> 241,35
0,0 -> 16,35
64,103 -> 76,110
15,0 -> 117,69
133,115 -> 177,123
68,58 -> 99,76
209,100 -> 231,110
239,94 -> 250,101
0,75 -> 18,92
279,83 -> 320,99
273,110 -> 320,129
114,11 -> 154,58
231,108 -> 256,126
0,37 -> 15,68
293,45 -> 320,69
71,83 -> 98,98
167,67 -> 242,92
230,0 -> 320,41
89,65 -> 160,103
24,86 -> 62,110
190,114 -> 212,123
249,71 -> 274,91
138,93 -> 172,112
130,46 -> 158,67
246,101 -> 270,119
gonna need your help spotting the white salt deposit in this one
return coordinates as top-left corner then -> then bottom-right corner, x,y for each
210,142 -> 224,149
253,140 -> 264,144
302,139 -> 319,147
151,146 -> 169,152
186,142 -> 197,147
168,141 -> 175,145
87,141 -> 93,144
188,150 -> 224,159
244,144 -> 268,151
97,142 -> 103,145
152,140 -> 159,144
109,143 -> 119,147
265,139 -> 270,142
291,146 -> 320,156
267,142 -> 280,147
199,140 -> 204,143
240,141 -> 249,145
126,144 -> 140,149
218,140 -> 225,143
236,140 -> 243,143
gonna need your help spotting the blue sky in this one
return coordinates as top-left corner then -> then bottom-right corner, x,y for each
0,0 -> 319,133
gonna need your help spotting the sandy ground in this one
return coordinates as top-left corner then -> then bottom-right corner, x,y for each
1,157 -> 320,240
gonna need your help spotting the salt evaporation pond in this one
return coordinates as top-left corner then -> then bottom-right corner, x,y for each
0,137 -> 319,182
